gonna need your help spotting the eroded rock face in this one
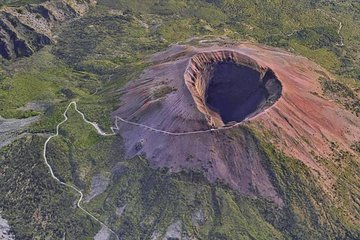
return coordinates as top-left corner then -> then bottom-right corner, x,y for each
0,0 -> 96,59
113,43 -> 360,206
184,50 -> 281,127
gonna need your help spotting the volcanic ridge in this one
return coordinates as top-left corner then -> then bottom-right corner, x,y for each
113,43 -> 360,206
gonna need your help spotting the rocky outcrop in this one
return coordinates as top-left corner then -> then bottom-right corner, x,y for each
0,115 -> 40,149
112,43 -> 360,206
0,0 -> 96,59
0,214 -> 14,240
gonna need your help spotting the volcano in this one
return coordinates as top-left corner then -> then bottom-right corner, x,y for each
112,43 -> 360,205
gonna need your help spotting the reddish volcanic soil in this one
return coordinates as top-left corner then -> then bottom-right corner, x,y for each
112,42 -> 360,205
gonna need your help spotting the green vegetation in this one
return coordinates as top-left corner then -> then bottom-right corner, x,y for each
251,126 -> 359,239
98,0 -> 360,74
47,105 -> 119,189
320,77 -> 360,116
0,136 -> 100,239
351,142 -> 360,154
0,0 -> 359,239
152,86 -> 175,99
98,155 -> 284,239
3,111 -> 358,239
43,114 -> 286,239
0,50 -> 101,119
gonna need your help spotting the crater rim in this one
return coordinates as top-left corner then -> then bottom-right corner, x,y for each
184,50 -> 282,128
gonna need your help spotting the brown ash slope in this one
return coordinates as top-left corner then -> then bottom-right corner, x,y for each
113,43 -> 360,206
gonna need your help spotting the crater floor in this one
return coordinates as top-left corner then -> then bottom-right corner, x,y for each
205,61 -> 281,124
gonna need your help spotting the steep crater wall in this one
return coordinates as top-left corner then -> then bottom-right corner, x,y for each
184,51 -> 282,127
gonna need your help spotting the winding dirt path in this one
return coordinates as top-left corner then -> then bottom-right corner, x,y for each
43,101 -> 118,240
316,9 -> 344,47
114,111 -> 262,135
43,99 -> 272,239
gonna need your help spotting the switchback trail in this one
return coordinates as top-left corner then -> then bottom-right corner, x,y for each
43,100 -> 258,239
43,101 -> 118,240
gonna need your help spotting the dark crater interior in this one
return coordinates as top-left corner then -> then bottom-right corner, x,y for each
206,61 -> 282,124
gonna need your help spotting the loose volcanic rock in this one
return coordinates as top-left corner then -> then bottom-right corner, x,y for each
113,43 -> 360,205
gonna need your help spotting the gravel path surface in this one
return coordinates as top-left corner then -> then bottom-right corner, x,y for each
43,102 -> 119,240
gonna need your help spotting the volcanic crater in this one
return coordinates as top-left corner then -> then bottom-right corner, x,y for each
113,43 -> 360,206
184,50 -> 282,127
